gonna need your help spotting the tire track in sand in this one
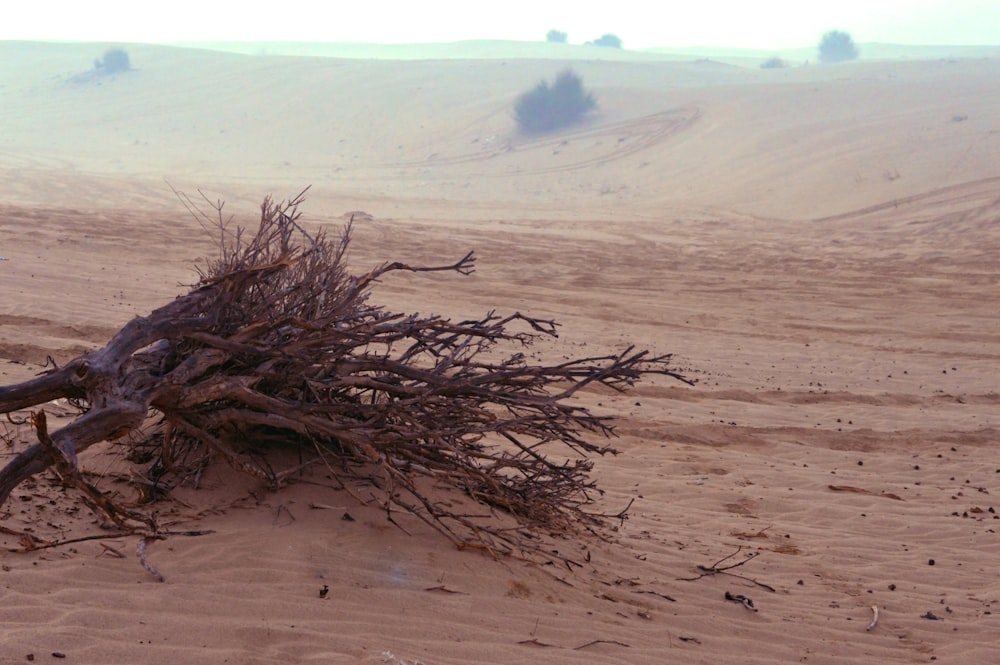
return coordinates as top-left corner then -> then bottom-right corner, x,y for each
387,106 -> 701,177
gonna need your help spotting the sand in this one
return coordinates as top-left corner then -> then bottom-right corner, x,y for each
1,40 -> 998,664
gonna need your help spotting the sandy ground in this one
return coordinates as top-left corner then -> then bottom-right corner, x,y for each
1,41 -> 999,664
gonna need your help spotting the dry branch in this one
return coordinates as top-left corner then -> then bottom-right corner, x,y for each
0,192 -> 691,559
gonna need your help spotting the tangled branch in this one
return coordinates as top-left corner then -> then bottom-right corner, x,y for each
0,192 -> 691,559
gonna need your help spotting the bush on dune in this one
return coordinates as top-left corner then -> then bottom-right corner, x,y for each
588,34 -> 623,49
760,57 -> 787,69
818,30 -> 859,63
514,69 -> 597,134
546,29 -> 568,43
94,48 -> 131,75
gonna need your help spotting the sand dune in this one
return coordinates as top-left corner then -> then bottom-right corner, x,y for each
1,41 -> 999,663
4,42 -> 999,218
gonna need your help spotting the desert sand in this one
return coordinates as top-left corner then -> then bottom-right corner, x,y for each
1,40 -> 998,664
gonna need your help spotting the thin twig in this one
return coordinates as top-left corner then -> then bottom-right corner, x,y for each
574,639 -> 631,650
678,546 -> 776,592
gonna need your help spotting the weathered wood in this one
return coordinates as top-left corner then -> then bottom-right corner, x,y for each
0,193 -> 692,558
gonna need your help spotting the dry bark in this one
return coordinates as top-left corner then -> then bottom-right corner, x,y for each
0,193 -> 691,558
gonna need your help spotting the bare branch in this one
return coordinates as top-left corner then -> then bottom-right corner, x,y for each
0,192 -> 692,562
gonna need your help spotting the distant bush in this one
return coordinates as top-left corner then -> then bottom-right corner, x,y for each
94,48 -> 131,74
546,29 -> 568,44
818,30 -> 859,64
589,34 -> 623,49
760,57 -> 787,69
514,69 -> 596,134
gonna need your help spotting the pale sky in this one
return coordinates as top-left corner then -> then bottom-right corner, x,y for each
4,0 -> 998,49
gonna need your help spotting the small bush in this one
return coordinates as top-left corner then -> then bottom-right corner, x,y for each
514,69 -> 596,134
589,33 -> 623,49
94,48 -> 131,74
760,57 -> 787,69
818,30 -> 859,64
546,29 -> 568,44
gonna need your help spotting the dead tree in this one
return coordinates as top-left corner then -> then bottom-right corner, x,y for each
0,193 -> 691,558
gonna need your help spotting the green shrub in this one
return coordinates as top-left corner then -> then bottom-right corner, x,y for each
546,29 -> 568,44
94,48 -> 131,74
589,34 -> 623,48
818,30 -> 859,63
514,69 -> 596,134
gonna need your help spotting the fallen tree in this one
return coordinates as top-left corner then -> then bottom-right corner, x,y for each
0,192 -> 691,560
